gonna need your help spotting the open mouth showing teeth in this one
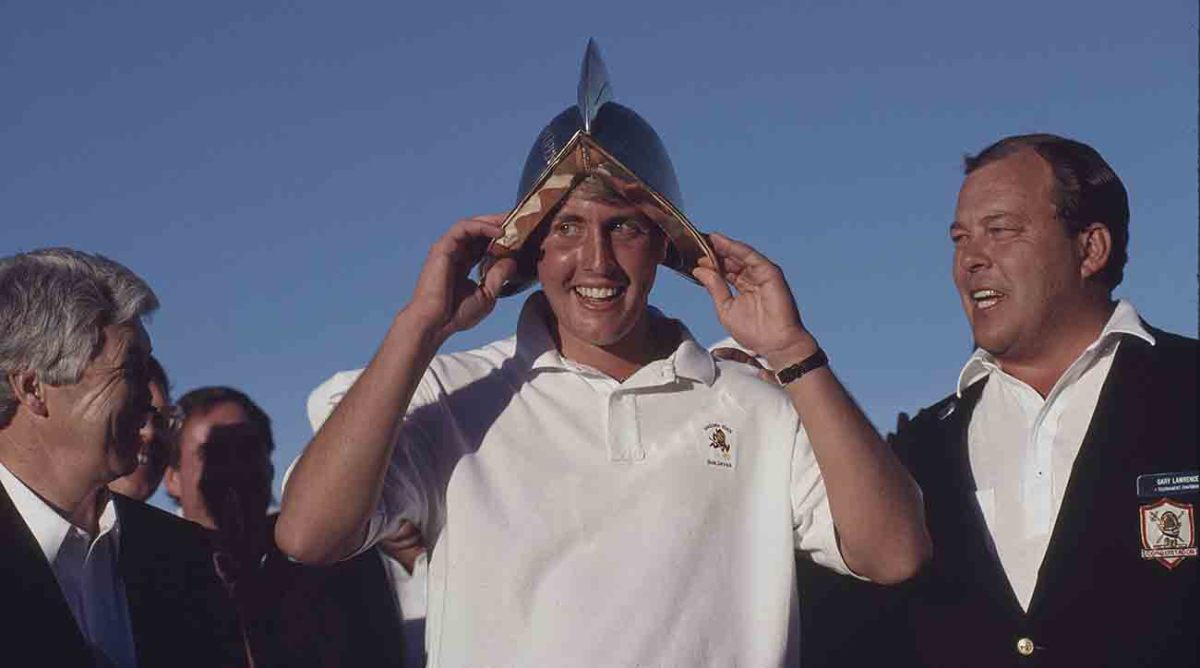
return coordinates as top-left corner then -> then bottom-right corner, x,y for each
971,289 -> 1005,310
574,286 -> 624,300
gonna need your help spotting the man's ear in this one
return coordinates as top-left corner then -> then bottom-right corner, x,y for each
1077,222 -> 1112,281
164,465 -> 182,502
6,370 -> 49,418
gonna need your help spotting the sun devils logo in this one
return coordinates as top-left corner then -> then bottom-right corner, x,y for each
704,423 -> 734,469
1140,498 -> 1197,569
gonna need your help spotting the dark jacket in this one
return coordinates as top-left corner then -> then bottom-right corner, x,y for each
250,541 -> 410,668
890,327 -> 1197,667
0,488 -> 243,667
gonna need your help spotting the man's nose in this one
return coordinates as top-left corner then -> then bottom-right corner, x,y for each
582,229 -> 618,272
957,236 -> 990,273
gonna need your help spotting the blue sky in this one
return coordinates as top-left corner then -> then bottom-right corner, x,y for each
3,0 -> 1196,510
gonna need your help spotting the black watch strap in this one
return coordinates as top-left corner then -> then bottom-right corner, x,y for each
774,348 -> 828,386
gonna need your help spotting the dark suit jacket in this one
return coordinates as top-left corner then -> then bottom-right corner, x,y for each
251,546 -> 410,668
0,487 -> 243,667
889,327 -> 1197,667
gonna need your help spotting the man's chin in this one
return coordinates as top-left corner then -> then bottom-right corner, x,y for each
565,322 -> 638,349
110,449 -> 141,479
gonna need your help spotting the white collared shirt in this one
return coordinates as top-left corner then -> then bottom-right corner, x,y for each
0,462 -> 138,667
308,293 -> 849,667
957,299 -> 1155,611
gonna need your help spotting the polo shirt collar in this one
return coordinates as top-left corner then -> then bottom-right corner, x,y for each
514,292 -> 567,371
670,338 -> 717,385
513,291 -> 716,386
956,298 -> 1156,396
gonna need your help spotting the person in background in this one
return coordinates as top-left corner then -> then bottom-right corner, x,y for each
166,386 -> 277,664
166,386 -> 274,531
108,355 -> 176,501
0,248 -> 241,667
170,385 -> 410,666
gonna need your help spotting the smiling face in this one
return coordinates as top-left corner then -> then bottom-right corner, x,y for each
108,379 -> 170,500
951,150 -> 1099,365
42,321 -> 153,484
536,187 -> 668,362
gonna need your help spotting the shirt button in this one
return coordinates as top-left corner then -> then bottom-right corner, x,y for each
1016,637 -> 1035,656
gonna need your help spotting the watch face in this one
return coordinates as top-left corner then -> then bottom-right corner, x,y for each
482,131 -> 715,296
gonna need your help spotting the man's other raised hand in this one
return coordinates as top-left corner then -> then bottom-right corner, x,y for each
692,233 -> 818,370
406,215 -> 518,343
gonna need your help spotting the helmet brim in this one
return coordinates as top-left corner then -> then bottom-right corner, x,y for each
481,131 -> 716,297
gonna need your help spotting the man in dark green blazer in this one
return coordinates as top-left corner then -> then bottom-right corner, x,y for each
890,133 -> 1197,667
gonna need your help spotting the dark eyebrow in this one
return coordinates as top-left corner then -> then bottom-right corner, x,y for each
606,211 -> 652,226
980,212 -> 1022,225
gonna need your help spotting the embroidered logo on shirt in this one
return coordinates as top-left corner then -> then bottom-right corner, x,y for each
704,423 -> 735,469
1139,498 -> 1196,569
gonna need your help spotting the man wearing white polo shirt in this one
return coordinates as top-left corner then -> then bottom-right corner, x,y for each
277,43 -> 929,666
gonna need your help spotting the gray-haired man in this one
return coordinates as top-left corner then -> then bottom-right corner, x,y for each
0,248 -> 241,667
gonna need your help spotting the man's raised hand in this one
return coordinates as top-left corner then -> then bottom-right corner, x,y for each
692,233 -> 817,368
407,215 -> 517,342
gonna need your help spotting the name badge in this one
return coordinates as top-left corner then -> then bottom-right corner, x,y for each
1136,470 -> 1199,498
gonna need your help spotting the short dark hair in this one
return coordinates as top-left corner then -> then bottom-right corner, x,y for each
147,354 -> 170,401
964,133 -> 1129,289
169,386 -> 274,469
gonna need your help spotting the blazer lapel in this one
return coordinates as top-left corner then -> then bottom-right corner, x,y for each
0,482 -> 93,662
925,379 -> 1028,618
113,493 -> 162,666
1028,334 -> 1152,612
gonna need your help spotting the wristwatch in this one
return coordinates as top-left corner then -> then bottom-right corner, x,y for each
774,348 -> 828,386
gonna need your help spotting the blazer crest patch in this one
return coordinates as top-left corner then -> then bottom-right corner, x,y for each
704,423 -> 735,469
1139,498 -> 1196,569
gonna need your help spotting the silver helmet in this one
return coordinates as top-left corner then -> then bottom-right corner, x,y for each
483,39 -> 715,296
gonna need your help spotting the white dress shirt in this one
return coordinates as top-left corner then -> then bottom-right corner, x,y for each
957,299 -> 1155,610
0,462 -> 138,667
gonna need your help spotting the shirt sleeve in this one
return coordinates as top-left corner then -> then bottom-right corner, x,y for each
305,369 -> 447,557
791,422 -> 867,580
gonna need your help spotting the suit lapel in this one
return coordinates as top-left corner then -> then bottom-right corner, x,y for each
0,481 -> 93,661
941,379 -> 1028,618
113,493 -> 162,666
1028,334 -> 1151,612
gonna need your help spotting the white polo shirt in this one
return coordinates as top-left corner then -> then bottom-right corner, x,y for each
310,293 -> 850,667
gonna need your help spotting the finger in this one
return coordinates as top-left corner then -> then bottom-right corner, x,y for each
711,347 -> 764,370
437,219 -> 508,265
757,368 -> 780,386
731,268 -> 759,294
442,216 -> 506,247
713,251 -> 745,270
381,533 -> 423,551
381,521 -> 424,549
394,520 -> 420,538
481,256 -> 518,299
692,265 -> 733,311
709,232 -> 773,268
